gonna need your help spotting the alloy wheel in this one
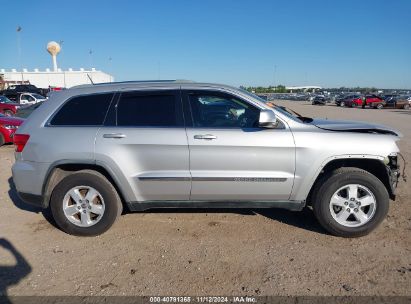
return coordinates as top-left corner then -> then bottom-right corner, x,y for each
329,184 -> 377,227
62,186 -> 105,227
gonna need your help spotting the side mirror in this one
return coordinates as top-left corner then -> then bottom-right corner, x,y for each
259,109 -> 278,128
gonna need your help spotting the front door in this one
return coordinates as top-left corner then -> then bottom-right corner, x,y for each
183,90 -> 295,201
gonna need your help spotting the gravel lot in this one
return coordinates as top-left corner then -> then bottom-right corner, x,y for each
0,101 -> 410,297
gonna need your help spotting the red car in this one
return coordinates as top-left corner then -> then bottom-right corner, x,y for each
0,113 -> 24,146
0,95 -> 21,116
349,94 -> 384,108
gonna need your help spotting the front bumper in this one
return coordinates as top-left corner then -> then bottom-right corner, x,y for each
386,155 -> 400,200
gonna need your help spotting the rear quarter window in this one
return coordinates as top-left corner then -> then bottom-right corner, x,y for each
50,93 -> 114,126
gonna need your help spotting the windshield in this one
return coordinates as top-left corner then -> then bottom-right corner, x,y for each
0,96 -> 13,103
31,94 -> 45,99
238,88 -> 312,122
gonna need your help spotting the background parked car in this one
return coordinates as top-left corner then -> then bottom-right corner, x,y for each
383,96 -> 410,110
348,94 -> 384,108
1,84 -> 43,101
17,92 -> 47,105
335,94 -> 360,107
382,94 -> 399,103
0,113 -> 24,146
0,95 -> 22,116
310,95 -> 327,105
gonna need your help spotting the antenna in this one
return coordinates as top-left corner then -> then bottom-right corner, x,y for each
87,73 -> 94,85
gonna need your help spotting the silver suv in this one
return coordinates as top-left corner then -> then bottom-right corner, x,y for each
12,81 -> 402,237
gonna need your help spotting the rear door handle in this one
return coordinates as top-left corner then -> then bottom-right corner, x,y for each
194,134 -> 217,140
103,133 -> 126,139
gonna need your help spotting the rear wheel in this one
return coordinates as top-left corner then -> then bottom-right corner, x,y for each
50,170 -> 122,236
312,168 -> 389,237
404,104 -> 410,110
376,103 -> 383,109
340,101 -> 345,107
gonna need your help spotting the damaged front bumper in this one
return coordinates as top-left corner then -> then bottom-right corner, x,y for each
386,154 -> 401,200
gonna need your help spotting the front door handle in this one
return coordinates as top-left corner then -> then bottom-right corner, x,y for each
194,134 -> 217,140
103,133 -> 126,139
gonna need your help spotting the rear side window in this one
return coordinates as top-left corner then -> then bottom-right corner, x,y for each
116,92 -> 183,127
50,93 -> 113,126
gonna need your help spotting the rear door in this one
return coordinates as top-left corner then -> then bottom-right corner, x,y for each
183,89 -> 295,201
95,89 -> 191,202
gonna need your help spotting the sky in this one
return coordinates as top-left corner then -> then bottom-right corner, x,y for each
1,0 -> 410,88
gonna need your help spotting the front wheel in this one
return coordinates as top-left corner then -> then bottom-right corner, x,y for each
50,170 -> 123,236
340,101 -> 345,107
312,168 -> 389,237
404,104 -> 410,110
376,103 -> 383,109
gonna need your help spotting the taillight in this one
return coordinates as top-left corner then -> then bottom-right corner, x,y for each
14,134 -> 30,152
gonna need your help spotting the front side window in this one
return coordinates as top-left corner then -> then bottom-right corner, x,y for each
188,93 -> 260,128
26,95 -> 35,102
116,92 -> 182,127
32,94 -> 45,99
0,96 -> 12,103
50,93 -> 113,126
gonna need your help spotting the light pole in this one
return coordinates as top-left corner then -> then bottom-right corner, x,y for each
108,57 -> 113,82
273,65 -> 277,91
89,49 -> 93,69
16,26 -> 23,82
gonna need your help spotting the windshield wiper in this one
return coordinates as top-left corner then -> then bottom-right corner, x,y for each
279,106 -> 313,123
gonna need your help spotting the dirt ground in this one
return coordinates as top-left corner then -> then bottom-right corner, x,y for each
0,101 -> 410,297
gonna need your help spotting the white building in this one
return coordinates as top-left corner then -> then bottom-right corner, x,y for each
0,68 -> 114,89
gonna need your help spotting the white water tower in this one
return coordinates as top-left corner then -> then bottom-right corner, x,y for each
47,41 -> 61,72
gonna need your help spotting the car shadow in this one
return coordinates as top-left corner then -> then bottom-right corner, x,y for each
0,238 -> 32,303
254,207 -> 327,234
7,177 -> 58,229
138,206 -> 327,235
388,110 -> 411,115
8,176 -> 326,235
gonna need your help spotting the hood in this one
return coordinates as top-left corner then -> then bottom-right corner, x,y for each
309,118 -> 402,137
8,103 -> 21,107
0,116 -> 24,126
0,102 -> 20,107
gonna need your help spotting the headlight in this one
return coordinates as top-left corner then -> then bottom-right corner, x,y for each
2,125 -> 18,130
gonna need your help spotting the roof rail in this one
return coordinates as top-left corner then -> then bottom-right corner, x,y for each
71,79 -> 195,89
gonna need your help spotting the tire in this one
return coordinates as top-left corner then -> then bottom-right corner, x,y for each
376,103 -> 383,109
311,167 -> 389,238
3,110 -> 14,117
340,101 -> 345,107
0,133 -> 4,147
404,104 -> 410,110
50,170 -> 122,236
